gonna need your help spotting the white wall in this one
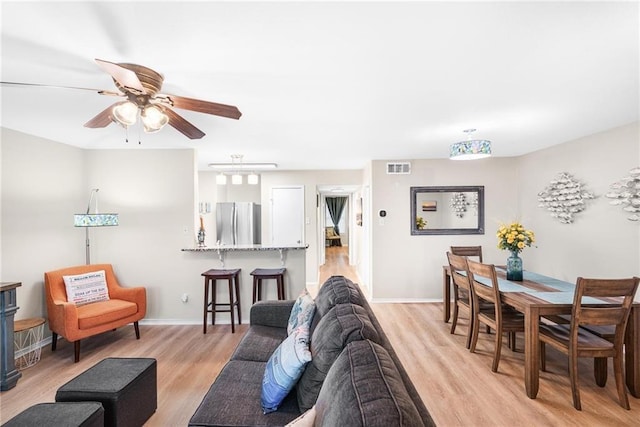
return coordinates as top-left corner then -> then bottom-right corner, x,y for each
518,122 -> 640,284
370,157 -> 518,301
1,129 -> 85,319
82,148 -> 200,321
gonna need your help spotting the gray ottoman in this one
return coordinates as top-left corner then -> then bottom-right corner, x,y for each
55,358 -> 157,427
4,402 -> 104,427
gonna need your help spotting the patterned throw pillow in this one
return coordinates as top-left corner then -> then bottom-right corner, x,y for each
63,270 -> 110,306
261,326 -> 312,414
287,289 -> 316,335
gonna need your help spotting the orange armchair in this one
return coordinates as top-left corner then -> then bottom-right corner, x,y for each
44,264 -> 146,362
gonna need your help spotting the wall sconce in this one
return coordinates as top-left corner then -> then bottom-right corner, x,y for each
74,189 -> 119,264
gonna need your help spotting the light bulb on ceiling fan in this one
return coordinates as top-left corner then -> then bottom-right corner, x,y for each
141,105 -> 169,133
112,101 -> 139,126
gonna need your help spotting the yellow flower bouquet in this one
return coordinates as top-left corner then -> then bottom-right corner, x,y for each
497,222 -> 535,254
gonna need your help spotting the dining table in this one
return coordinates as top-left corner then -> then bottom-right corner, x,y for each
442,265 -> 640,399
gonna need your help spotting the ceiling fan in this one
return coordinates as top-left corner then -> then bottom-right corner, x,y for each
1,58 -> 242,140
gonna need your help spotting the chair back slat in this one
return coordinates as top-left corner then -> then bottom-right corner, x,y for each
467,258 -> 501,307
577,307 -> 626,326
450,246 -> 483,262
447,252 -> 471,289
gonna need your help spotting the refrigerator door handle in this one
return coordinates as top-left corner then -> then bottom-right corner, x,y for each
231,205 -> 237,245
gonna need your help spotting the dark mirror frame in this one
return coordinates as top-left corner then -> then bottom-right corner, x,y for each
410,185 -> 485,235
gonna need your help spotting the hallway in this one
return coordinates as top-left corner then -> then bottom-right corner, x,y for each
318,246 -> 359,284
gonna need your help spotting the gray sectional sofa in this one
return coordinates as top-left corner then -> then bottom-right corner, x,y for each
189,275 -> 435,426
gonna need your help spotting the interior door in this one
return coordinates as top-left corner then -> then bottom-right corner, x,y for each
271,186 -> 305,246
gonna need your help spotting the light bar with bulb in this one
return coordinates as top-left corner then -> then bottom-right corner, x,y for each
208,163 -> 277,170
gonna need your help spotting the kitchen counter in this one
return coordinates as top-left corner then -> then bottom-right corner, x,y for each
181,245 -> 308,318
182,244 -> 308,252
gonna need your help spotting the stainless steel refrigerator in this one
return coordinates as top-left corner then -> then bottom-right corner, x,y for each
216,202 -> 261,245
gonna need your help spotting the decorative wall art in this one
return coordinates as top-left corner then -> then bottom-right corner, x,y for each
537,172 -> 595,224
605,166 -> 640,221
422,201 -> 437,212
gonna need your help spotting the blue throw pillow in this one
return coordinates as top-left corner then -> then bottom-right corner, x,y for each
287,289 -> 316,335
261,327 -> 312,414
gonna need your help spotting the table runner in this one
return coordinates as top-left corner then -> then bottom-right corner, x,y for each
523,291 -> 604,305
472,275 -> 532,292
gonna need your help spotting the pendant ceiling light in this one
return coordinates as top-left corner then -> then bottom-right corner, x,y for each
216,173 -> 227,185
449,128 -> 492,160
247,173 -> 259,185
212,155 -> 272,185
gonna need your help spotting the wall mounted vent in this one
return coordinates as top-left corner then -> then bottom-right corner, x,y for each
386,162 -> 411,174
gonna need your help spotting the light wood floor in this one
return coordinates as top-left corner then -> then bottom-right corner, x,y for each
1,247 -> 637,426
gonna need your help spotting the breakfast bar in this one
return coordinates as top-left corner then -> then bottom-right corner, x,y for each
181,245 -> 308,325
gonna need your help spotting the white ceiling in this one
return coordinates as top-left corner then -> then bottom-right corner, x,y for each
1,1 -> 638,171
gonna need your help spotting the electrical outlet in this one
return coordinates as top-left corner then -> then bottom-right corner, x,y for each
181,293 -> 189,303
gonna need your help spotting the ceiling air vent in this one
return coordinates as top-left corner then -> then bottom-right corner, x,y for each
386,162 -> 411,175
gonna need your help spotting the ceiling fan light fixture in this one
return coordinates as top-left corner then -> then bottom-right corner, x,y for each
141,105 -> 169,133
112,101 -> 139,126
449,129 -> 492,160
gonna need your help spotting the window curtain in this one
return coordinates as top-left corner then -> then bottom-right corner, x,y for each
326,197 -> 348,236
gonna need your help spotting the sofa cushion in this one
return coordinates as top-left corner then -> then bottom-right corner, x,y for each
296,303 -> 380,411
315,340 -> 425,427
189,360 -> 301,427
63,270 -> 110,306
287,289 -> 316,335
314,276 -> 364,317
261,327 -> 312,414
231,325 -> 288,362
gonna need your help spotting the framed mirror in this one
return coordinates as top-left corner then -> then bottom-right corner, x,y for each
410,186 -> 485,235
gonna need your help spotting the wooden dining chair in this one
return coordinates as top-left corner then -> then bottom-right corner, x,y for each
467,259 -> 525,372
539,276 -> 639,410
446,252 -> 475,349
450,246 -> 483,262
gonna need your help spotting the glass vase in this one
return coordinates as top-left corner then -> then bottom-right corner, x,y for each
506,250 -> 523,281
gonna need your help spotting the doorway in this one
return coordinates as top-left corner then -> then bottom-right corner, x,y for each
317,185 -> 362,275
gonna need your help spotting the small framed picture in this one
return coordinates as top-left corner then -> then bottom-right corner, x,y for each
422,201 -> 437,212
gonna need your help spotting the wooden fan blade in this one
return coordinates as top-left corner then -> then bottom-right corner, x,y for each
158,94 -> 242,119
0,81 -> 120,96
164,108 -> 205,139
84,104 -> 115,128
95,58 -> 146,94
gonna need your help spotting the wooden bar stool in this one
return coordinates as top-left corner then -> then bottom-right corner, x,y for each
201,268 -> 241,334
251,268 -> 286,303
